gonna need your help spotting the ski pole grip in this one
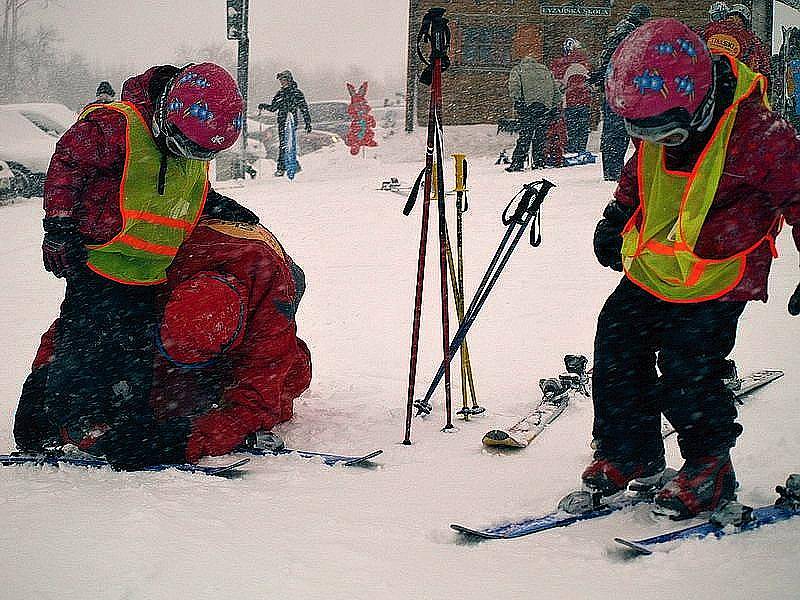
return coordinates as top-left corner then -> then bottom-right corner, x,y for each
452,153 -> 466,192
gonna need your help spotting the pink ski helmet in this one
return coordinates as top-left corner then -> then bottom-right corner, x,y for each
160,62 -> 243,159
605,18 -> 713,122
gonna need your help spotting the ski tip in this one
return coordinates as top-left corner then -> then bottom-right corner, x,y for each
206,457 -> 250,475
343,449 -> 383,466
450,523 -> 497,539
482,430 -> 510,444
482,431 -> 527,448
614,537 -> 653,555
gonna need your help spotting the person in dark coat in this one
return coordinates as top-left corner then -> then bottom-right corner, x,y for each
34,63 -> 256,468
258,70 -> 312,177
506,53 -> 562,171
94,81 -> 115,103
588,3 -> 651,181
585,19 -> 800,520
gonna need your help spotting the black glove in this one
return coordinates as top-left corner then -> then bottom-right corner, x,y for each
42,217 -> 86,278
789,282 -> 800,316
203,189 -> 259,224
257,103 -> 269,111
593,201 -> 634,272
594,219 -> 624,271
304,124 -> 312,134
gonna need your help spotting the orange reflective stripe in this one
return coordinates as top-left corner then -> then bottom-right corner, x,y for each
117,234 -> 179,256
684,261 -> 707,287
643,239 -> 675,255
767,235 -> 779,258
121,209 -> 194,232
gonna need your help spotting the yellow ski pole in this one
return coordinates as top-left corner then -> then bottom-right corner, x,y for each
451,153 -> 481,417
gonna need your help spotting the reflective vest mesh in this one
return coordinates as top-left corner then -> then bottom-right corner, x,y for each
83,101 -> 208,285
621,58 -> 768,303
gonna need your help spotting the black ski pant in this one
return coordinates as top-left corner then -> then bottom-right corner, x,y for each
42,268 -> 159,440
591,277 -> 746,464
600,101 -> 629,181
276,119 -> 288,171
511,102 -> 549,169
564,105 -> 589,153
17,360 -> 190,468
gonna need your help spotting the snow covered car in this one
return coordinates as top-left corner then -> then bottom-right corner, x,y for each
250,114 -> 340,165
0,103 -> 77,137
308,100 -> 350,139
0,160 -> 14,200
213,119 -> 270,180
0,103 -> 78,197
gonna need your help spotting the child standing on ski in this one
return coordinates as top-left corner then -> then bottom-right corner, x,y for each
585,19 -> 800,519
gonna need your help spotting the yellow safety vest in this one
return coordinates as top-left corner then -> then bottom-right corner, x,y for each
81,101 -> 208,285
621,58 -> 770,302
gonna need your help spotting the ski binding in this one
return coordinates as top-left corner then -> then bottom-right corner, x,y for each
614,474 -> 800,555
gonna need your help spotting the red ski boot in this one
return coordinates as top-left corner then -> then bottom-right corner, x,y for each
581,455 -> 667,497
653,453 -> 736,519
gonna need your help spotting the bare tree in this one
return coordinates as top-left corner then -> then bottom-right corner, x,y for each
1,0 -> 36,102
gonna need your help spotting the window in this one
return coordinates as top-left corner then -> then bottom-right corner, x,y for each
461,26 -> 513,67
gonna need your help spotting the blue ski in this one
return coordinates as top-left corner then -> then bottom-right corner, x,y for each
451,492 -> 653,539
0,453 -> 249,476
236,446 -> 383,467
615,505 -> 800,555
285,112 -> 298,179
615,475 -> 800,554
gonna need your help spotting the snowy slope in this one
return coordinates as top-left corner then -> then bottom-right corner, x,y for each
1,130 -> 798,600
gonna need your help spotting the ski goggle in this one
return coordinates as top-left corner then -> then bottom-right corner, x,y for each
163,123 -> 219,161
624,109 -> 692,147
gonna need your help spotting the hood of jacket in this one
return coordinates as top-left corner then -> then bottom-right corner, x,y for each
121,64 -> 182,126
517,56 -> 548,71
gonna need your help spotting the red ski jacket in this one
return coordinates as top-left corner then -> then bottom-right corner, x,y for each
44,66 -> 189,243
28,219 -> 311,463
701,21 -> 771,80
152,220 -> 312,462
615,94 -> 800,302
152,220 -> 311,462
550,50 -> 592,108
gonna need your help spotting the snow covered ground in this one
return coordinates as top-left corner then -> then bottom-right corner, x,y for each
1,128 -> 798,599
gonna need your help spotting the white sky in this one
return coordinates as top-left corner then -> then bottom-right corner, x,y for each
775,3 -> 800,47
23,0 -> 800,73
27,0 -> 409,74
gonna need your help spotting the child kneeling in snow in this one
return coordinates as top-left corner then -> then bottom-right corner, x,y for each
15,217 -> 311,469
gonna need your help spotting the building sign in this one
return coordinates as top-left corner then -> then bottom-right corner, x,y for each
540,6 -> 612,16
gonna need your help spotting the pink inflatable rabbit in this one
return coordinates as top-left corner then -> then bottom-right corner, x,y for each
345,81 -> 378,155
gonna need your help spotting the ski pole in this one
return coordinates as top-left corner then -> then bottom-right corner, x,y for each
415,179 -> 555,415
403,7 -> 451,445
456,154 -> 480,414
451,153 -> 480,418
443,221 -> 478,420
430,29 -> 453,433
414,184 -> 528,416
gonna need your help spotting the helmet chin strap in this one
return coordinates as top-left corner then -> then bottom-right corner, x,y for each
151,72 -> 180,140
690,61 -> 717,134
